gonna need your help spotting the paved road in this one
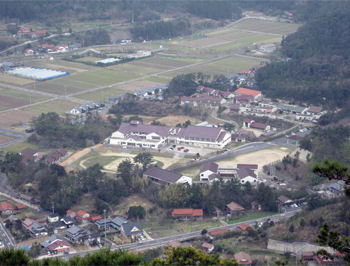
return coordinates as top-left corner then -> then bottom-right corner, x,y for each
0,218 -> 15,248
170,141 -> 274,172
51,208 -> 301,260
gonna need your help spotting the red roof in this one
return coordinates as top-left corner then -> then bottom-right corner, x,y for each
226,201 -> 245,212
172,208 -> 203,217
209,229 -> 228,236
237,224 -> 252,231
76,210 -> 90,219
234,88 -> 261,97
16,204 -> 26,210
0,202 -> 14,211
91,216 -> 102,222
66,209 -> 75,214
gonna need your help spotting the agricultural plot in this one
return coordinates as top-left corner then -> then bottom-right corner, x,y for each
0,73 -> 34,86
64,68 -> 140,86
0,134 -> 15,144
131,55 -> 195,70
0,88 -> 49,111
0,110 -> 35,128
232,18 -> 301,35
76,87 -> 128,102
23,99 -> 78,115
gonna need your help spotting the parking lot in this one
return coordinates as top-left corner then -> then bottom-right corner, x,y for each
162,144 -> 217,157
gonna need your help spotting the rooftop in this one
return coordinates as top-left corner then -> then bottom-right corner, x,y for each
234,88 -> 261,97
144,166 -> 182,184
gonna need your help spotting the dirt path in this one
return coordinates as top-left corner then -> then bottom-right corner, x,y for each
59,143 -> 102,167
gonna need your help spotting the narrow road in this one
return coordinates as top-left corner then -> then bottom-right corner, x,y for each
0,218 -> 15,248
52,208 -> 301,260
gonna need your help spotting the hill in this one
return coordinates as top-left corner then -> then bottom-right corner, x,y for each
255,8 -> 350,107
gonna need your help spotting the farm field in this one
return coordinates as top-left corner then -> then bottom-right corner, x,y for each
0,87 -> 49,111
22,99 -> 79,115
0,134 -> 15,144
0,110 -> 36,128
0,73 -> 34,86
231,18 -> 301,35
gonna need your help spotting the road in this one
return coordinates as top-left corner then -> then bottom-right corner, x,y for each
170,141 -> 274,172
0,218 -> 15,249
51,208 -> 301,260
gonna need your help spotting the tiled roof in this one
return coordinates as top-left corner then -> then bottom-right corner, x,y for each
226,201 -> 245,212
250,122 -> 268,130
237,164 -> 258,170
308,106 -> 322,113
0,202 -> 14,211
172,209 -> 203,217
237,223 -> 252,231
234,88 -> 261,97
209,229 -> 228,236
121,221 -> 142,236
144,166 -> 182,184
200,162 -> 219,173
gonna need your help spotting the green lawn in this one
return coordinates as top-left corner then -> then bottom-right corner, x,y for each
227,211 -> 276,224
0,88 -> 49,103
2,142 -> 39,153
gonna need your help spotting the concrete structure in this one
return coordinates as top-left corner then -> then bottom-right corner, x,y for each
110,122 -> 231,150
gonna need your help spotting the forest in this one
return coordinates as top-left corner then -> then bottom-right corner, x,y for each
255,8 -> 350,108
29,112 -> 117,149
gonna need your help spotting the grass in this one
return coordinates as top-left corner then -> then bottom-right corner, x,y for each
2,142 -> 38,153
0,88 -> 49,103
207,55 -> 265,72
146,76 -> 171,83
227,211 -> 276,224
180,165 -> 201,179
23,99 -> 78,115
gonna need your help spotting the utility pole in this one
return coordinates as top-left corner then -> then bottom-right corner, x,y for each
104,209 -> 106,242
52,201 -> 55,214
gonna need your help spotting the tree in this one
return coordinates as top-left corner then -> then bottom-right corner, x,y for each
0,249 -> 30,265
134,152 -> 153,171
223,123 -> 235,132
167,73 -> 197,97
150,247 -> 238,265
289,224 -> 294,233
128,206 -> 146,220
118,159 -> 133,187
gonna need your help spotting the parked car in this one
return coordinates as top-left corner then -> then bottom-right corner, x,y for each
184,149 -> 189,152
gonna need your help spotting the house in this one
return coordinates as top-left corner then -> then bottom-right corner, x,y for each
226,201 -> 245,216
234,252 -> 252,265
202,242 -> 214,253
171,209 -> 203,219
209,228 -> 228,237
42,234 -> 72,254
326,183 -> 344,196
305,106 -> 322,116
237,223 -> 253,232
120,221 -> 143,239
250,122 -> 270,131
47,213 -> 60,223
200,162 -> 219,182
237,164 -> 258,184
0,202 -> 14,215
70,108 -> 81,115
60,216 -> 75,228
95,216 -> 127,231
110,122 -> 231,150
66,209 -> 76,218
180,93 -> 226,107
20,148 -> 38,161
65,225 -> 91,243
30,222 -> 48,237
91,216 -> 102,223
301,252 -> 314,261
234,88 -> 262,100
51,221 -> 67,231
76,210 -> 90,221
16,204 -> 26,211
143,166 -> 192,185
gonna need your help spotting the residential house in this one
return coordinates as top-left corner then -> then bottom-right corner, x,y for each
17,28 -> 32,38
0,202 -> 14,215
237,223 -> 253,232
226,201 -> 245,216
65,225 -> 91,244
237,164 -> 258,182
304,106 -> 322,116
47,213 -> 59,223
60,216 -> 75,228
66,209 -> 76,218
234,252 -> 252,265
76,210 -> 90,221
51,221 -> 67,231
301,252 -> 314,262
180,93 -> 226,107
199,162 -> 219,182
91,216 -> 102,223
23,219 -> 48,237
202,242 -> 214,253
143,166 -> 192,185
95,216 -> 127,231
234,88 -> 262,100
209,229 -> 227,237
120,221 -> 143,239
42,235 -> 72,254
196,86 -> 235,99
172,209 -> 203,219
243,119 -> 270,131
229,103 -> 241,113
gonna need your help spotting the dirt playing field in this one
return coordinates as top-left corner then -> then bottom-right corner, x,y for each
218,146 -> 291,170
102,152 -> 181,171
59,143 -> 102,167
153,115 -> 200,127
